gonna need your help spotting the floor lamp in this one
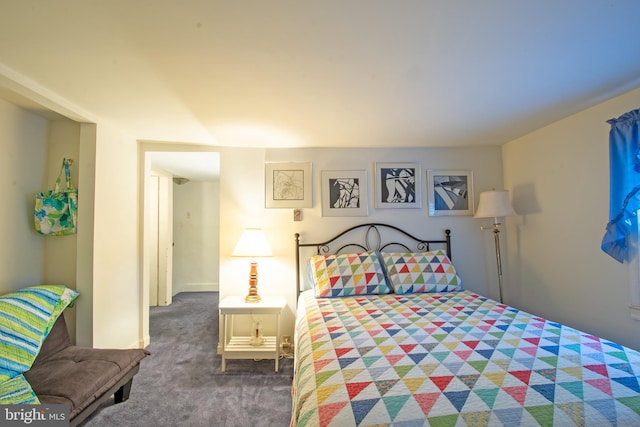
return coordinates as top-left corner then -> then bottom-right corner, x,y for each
474,190 -> 516,303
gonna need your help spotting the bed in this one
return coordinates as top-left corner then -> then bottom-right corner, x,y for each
290,223 -> 640,426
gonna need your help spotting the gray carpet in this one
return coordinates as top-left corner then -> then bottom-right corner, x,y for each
80,292 -> 294,427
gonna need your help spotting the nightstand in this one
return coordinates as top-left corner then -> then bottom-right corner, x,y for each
219,296 -> 287,372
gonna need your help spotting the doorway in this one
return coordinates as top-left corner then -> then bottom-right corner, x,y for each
141,146 -> 220,346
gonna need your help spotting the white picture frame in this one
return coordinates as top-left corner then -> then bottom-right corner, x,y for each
265,162 -> 312,208
374,162 -> 422,209
427,169 -> 474,216
321,170 -> 369,217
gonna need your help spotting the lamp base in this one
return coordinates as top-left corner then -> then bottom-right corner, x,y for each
245,294 -> 261,303
244,261 -> 261,303
250,336 -> 265,346
251,319 -> 264,346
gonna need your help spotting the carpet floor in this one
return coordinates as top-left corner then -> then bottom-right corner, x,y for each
79,292 -> 294,427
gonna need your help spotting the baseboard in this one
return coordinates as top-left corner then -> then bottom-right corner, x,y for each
174,282 -> 219,294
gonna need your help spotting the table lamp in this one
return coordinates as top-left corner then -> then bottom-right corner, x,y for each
474,190 -> 516,303
232,228 -> 272,303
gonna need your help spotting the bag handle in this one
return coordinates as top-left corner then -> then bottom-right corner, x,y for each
53,158 -> 74,192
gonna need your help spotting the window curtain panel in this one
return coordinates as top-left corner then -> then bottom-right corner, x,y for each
601,108 -> 640,263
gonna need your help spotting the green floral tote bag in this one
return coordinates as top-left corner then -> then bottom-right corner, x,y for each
34,158 -> 78,236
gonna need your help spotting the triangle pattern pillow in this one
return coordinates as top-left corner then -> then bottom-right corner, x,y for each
381,250 -> 462,294
308,252 -> 391,297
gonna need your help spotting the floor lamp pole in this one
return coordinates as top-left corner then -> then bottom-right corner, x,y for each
482,222 -> 504,303
492,224 -> 504,303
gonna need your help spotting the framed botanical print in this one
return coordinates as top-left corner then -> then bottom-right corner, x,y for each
374,162 -> 422,208
321,170 -> 368,217
427,169 -> 474,216
265,162 -> 312,208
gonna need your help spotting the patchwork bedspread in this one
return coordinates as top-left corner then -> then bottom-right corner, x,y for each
291,290 -> 640,426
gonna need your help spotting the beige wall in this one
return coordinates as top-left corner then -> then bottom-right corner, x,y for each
218,146 -> 505,337
0,98 -> 47,290
502,86 -> 640,351
43,121 -> 80,341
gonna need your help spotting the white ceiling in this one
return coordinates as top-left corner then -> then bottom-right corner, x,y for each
148,151 -> 219,182
1,1 -> 640,151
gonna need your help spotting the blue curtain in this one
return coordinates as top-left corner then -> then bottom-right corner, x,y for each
601,108 -> 640,263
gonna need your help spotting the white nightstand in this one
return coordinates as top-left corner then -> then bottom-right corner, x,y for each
219,296 -> 287,372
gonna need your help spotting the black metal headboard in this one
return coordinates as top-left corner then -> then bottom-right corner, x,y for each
295,223 -> 451,296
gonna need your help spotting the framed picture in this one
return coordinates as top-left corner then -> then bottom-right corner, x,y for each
374,162 -> 422,208
427,169 -> 474,216
265,162 -> 312,208
321,170 -> 368,217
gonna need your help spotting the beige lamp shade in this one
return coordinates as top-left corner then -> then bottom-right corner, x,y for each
232,228 -> 272,303
232,229 -> 272,258
474,190 -> 516,221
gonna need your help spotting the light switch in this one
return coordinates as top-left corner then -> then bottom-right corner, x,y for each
293,209 -> 301,221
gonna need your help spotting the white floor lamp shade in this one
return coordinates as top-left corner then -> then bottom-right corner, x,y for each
475,190 -> 516,303
474,190 -> 516,223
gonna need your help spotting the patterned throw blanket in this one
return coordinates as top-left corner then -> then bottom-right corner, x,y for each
292,290 -> 640,426
0,285 -> 79,404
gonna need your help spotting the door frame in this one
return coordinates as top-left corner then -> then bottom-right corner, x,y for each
139,142 -> 221,347
148,172 -> 173,307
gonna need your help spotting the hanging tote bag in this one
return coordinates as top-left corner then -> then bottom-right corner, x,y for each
34,158 -> 78,236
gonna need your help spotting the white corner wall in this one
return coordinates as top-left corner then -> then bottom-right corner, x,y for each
502,86 -> 640,351
172,180 -> 220,293
89,123 -> 141,349
0,68 -> 143,350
